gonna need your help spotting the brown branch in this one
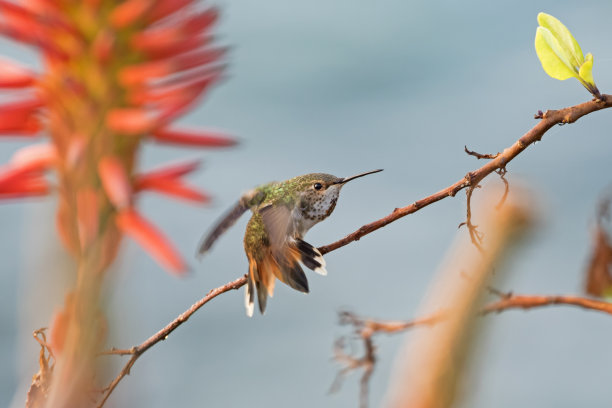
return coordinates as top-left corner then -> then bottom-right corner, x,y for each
97,276 -> 246,408
334,293 -> 612,407
99,95 -> 612,407
318,95 -> 612,255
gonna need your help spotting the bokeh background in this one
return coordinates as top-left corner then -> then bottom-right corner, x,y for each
2,0 -> 612,407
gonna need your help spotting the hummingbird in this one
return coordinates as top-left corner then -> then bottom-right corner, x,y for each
197,169 -> 383,316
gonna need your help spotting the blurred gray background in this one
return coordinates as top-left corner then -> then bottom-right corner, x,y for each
2,0 -> 612,407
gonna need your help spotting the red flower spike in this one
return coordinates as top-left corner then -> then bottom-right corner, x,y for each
110,0 -> 152,29
0,58 -> 36,88
106,108 -> 158,134
0,98 -> 43,135
98,156 -> 132,209
116,208 -> 187,275
152,128 -> 236,148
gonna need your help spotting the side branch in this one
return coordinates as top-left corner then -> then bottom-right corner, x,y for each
482,294 -> 612,315
318,95 -> 612,254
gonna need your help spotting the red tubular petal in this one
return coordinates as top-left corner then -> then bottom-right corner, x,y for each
152,128 -> 236,148
0,173 -> 49,198
0,98 -> 43,135
116,209 -> 187,275
135,159 -> 201,183
153,181 -> 209,203
118,60 -> 172,87
148,0 -> 194,23
135,177 -> 210,203
119,47 -> 225,86
137,35 -> 206,61
98,156 -> 132,209
131,9 -> 218,56
76,188 -> 99,250
92,29 -> 115,64
110,0 -> 152,28
175,47 -> 226,72
56,197 -> 78,255
0,58 -> 36,88
0,22 -> 68,61
106,108 -> 157,134
127,67 -> 222,106
11,143 -> 57,171
48,306 -> 69,356
0,143 -> 55,187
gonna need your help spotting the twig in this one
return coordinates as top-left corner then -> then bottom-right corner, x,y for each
97,276 -> 246,408
464,145 -> 500,160
482,293 -> 612,315
99,95 -> 612,407
318,95 -> 612,255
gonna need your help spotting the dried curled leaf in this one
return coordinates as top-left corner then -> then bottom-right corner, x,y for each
585,226 -> 612,297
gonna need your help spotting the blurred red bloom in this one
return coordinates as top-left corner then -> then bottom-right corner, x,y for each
0,0 -> 236,273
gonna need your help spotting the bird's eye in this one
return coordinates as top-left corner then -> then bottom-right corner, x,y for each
313,182 -> 323,190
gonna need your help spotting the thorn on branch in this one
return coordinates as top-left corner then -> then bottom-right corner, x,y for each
534,110 -> 544,119
464,145 -> 500,160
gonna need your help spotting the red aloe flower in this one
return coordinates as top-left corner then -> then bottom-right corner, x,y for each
0,0 -> 235,405
0,0 -> 235,273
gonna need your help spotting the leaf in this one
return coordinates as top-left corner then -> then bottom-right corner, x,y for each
535,27 -> 577,80
578,52 -> 595,86
537,12 -> 584,69
534,12 -> 599,97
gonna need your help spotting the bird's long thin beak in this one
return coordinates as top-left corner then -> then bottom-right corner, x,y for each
335,169 -> 383,184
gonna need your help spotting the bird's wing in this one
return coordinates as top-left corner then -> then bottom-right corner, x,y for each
259,203 -> 294,252
197,188 -> 266,257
